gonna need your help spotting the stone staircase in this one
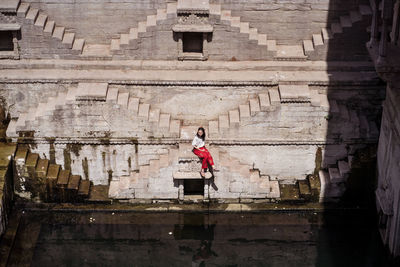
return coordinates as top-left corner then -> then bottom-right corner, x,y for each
109,142 -> 281,201
207,88 -> 281,137
210,4 -> 276,52
275,4 -> 372,60
319,155 -> 353,202
16,0 -> 85,54
6,83 -> 182,138
13,146 -> 94,202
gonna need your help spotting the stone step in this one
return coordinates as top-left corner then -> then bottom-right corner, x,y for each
228,109 -> 240,127
209,4 -> 221,15
310,90 -> 321,107
339,15 -> 352,27
218,115 -> 229,129
268,180 -> 280,199
57,169 -> 71,188
350,10 -> 362,23
128,97 -> 140,114
46,164 -> 60,180
258,34 -> 267,46
15,147 -> 28,161
43,20 -> 55,35
249,98 -> 260,116
52,26 -> 65,40
138,21 -> 147,33
156,9 -> 167,21
279,84 -> 310,102
312,33 -> 324,46
25,153 -> 39,169
166,2 -> 177,15
35,158 -> 49,178
321,28 -> 333,41
128,28 -> 138,41
220,10 -> 231,21
15,113 -> 27,129
359,5 -> 372,16
298,180 -> 311,198
267,40 -> 277,51
239,103 -> 250,118
209,120 -> 219,136
77,180 -> 90,196
275,45 -> 307,60
149,108 -> 160,122
170,120 -> 181,136
6,119 -> 17,137
120,33 -> 130,46
269,89 -> 281,106
110,39 -> 120,51
72,38 -> 85,53
106,88 -> 118,103
338,160 -> 350,177
138,103 -> 150,118
173,171 -> 212,179
230,16 -> 241,28
248,28 -> 258,40
328,167 -> 343,183
147,14 -> 157,27
303,40 -> 314,53
17,3 -> 30,18
62,32 -> 75,49
240,22 -> 250,34
117,92 -> 129,108
66,87 -> 78,103
34,13 -> 47,29
159,114 -> 171,129
25,8 -> 38,24
331,22 -> 343,34
67,175 -> 81,190
88,185 -> 110,203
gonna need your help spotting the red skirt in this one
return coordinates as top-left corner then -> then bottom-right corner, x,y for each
192,146 -> 215,169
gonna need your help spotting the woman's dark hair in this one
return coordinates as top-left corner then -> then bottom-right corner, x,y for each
197,127 -> 206,141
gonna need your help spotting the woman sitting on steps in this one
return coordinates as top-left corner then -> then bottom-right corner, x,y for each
192,127 -> 218,177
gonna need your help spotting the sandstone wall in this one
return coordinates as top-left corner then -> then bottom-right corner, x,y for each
376,84 -> 400,257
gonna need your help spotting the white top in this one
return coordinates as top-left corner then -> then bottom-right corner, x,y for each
192,135 -> 205,148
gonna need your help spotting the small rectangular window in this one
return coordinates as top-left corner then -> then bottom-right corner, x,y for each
183,32 -> 203,53
0,31 -> 14,51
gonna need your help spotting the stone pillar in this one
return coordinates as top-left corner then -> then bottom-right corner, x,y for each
178,180 -> 184,201
391,0 -> 400,44
369,0 -> 381,46
204,179 -> 209,201
379,0 -> 394,59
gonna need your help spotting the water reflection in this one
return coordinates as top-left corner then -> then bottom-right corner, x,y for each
1,211 -> 395,266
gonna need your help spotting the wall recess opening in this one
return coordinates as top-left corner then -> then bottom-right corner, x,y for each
184,179 -> 204,196
183,32 -> 203,53
0,31 -> 14,51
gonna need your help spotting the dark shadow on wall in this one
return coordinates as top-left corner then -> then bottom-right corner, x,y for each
315,0 -> 396,266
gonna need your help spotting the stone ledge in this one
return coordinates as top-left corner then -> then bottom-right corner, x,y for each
173,171 -> 212,179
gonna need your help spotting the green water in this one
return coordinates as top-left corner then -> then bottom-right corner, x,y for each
3,210 -> 396,267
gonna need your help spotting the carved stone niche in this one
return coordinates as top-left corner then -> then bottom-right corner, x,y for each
173,0 -> 213,61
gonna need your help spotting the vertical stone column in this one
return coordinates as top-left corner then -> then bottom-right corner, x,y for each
178,180 -> 184,201
204,179 -> 209,201
391,0 -> 400,45
379,0 -> 394,59
369,0 -> 381,46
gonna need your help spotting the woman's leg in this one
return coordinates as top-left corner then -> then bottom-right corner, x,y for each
193,149 -> 208,172
202,148 -> 215,169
